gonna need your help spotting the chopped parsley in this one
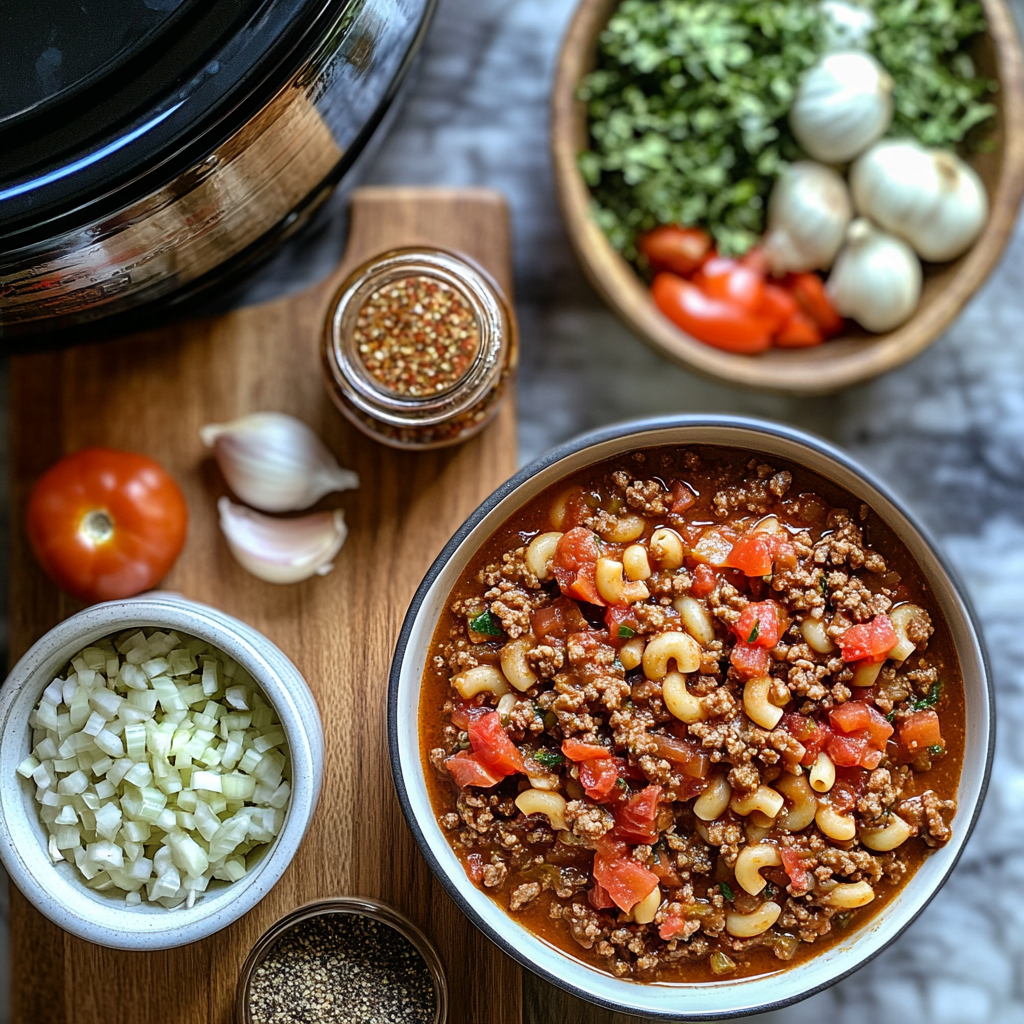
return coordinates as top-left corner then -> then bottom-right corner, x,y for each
747,622 -> 760,644
763,881 -> 777,901
719,882 -> 735,902
618,624 -> 637,638
468,609 -> 503,637
928,744 -> 945,757
533,748 -> 565,769
909,681 -> 943,711
886,710 -> 897,724
834,911 -> 853,929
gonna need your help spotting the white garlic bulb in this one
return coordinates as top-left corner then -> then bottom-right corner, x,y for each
850,140 -> 988,262
790,52 -> 894,163
763,162 -> 853,274
826,218 -> 922,332
217,498 -> 348,584
201,412 -> 358,513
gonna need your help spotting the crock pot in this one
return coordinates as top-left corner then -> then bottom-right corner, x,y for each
0,0 -> 438,341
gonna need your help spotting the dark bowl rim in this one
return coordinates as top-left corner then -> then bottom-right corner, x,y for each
386,413 -> 995,1019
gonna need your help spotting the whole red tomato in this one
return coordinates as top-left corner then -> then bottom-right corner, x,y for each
27,448 -> 188,604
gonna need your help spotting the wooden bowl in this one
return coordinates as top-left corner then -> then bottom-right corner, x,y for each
552,0 -> 1024,394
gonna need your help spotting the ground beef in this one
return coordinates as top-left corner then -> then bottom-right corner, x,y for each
625,479 -> 671,516
897,791 -> 956,846
727,763 -> 760,798
509,881 -> 541,910
527,643 -> 565,679
485,579 -> 543,638
564,800 -> 615,840
856,769 -> 898,822
483,861 -> 509,888
827,573 -> 892,624
812,512 -> 886,573
565,901 -> 604,950
817,847 -> 884,883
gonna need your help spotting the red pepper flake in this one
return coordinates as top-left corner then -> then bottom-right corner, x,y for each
354,275 -> 480,397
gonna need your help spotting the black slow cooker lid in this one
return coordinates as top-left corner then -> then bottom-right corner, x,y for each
0,0 -> 352,246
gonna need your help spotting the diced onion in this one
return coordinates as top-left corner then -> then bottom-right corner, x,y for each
23,630 -> 290,908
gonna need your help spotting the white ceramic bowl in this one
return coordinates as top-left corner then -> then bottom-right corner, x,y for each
388,415 -> 993,1019
0,594 -> 323,950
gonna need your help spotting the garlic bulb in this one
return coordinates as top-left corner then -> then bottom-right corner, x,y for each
790,52 -> 893,163
826,218 -> 922,332
217,498 -> 348,584
821,0 -> 877,52
763,162 -> 853,274
201,412 -> 358,513
850,140 -> 988,262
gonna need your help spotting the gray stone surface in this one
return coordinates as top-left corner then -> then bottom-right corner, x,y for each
5,0 -> 1024,1019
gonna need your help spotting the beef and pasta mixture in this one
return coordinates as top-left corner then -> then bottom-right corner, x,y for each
420,447 -> 963,982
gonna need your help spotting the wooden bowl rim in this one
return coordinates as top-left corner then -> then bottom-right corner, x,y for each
551,0 -> 1024,395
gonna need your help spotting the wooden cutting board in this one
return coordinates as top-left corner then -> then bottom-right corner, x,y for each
7,187 -> 522,1024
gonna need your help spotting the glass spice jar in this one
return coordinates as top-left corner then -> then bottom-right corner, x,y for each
321,247 -> 517,449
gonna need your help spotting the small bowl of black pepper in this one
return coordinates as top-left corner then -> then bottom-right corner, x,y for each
237,897 -> 448,1024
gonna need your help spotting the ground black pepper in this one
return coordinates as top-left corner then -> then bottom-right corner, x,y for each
247,912 -> 437,1024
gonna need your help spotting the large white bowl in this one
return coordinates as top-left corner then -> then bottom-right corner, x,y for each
388,415 -> 993,1019
0,594 -> 323,950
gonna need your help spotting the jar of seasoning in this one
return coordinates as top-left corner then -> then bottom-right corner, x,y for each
322,247 -> 517,449
237,897 -> 448,1024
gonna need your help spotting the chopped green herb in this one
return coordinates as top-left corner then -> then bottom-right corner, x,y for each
719,882 -> 735,902
542,711 -> 558,731
533,749 -> 565,769
763,881 -> 777,901
618,625 -> 637,639
468,609 -> 503,637
927,744 -> 945,757
747,622 -> 760,644
909,681 -> 943,711
886,710 -> 897,724
834,911 -> 853,929
580,0 -> 995,261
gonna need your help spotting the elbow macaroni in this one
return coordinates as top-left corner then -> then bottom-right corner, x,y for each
663,670 -> 705,724
673,595 -> 716,647
808,752 -> 836,793
525,532 -> 562,581
694,774 -> 731,822
632,884 -> 662,924
500,637 -> 539,693
734,844 -> 782,895
889,603 -> 926,662
596,513 -> 647,543
619,636 -> 645,671
816,799 -> 857,841
726,901 -> 781,938
800,615 -> 836,654
514,789 -> 569,831
731,785 -> 785,820
774,772 -> 817,832
452,665 -> 510,699
650,528 -> 685,569
743,676 -> 784,730
623,544 -> 652,581
822,881 -> 875,908
596,558 -> 650,605
643,631 -> 702,679
860,814 -> 913,852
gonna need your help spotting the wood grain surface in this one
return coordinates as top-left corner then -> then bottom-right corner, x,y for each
7,187 -> 522,1024
551,0 -> 1024,395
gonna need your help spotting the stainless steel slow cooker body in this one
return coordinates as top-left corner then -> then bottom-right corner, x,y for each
0,0 -> 437,340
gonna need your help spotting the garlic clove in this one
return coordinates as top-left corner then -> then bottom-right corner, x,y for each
201,412 -> 359,513
763,161 -> 853,274
914,152 -> 987,262
826,218 -> 922,333
217,497 -> 348,584
790,52 -> 894,164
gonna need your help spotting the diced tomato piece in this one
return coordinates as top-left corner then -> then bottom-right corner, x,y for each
650,844 -> 682,887
592,837 -> 660,913
731,641 -> 771,680
445,751 -> 502,789
899,709 -> 943,755
466,852 -> 486,884
651,273 -> 775,354
530,605 -> 564,638
830,702 -> 873,734
467,712 -> 526,777
725,532 -> 774,576
694,255 -> 766,311
780,849 -> 812,891
613,785 -> 662,845
827,732 -> 869,768
758,282 -> 800,331
450,701 -> 493,730
552,528 -> 605,606
638,226 -> 712,277
775,309 -> 824,348
659,914 -> 691,941
588,882 -> 616,910
650,734 -> 710,778
782,713 -> 831,766
580,756 -> 626,802
562,736 -> 613,762
690,563 -> 719,598
670,479 -> 695,514
836,616 -> 898,663
789,272 -> 843,336
734,600 -> 782,648
830,766 -> 867,813
605,604 -> 640,642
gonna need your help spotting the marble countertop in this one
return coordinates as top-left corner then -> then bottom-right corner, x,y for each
4,0 -> 1024,1020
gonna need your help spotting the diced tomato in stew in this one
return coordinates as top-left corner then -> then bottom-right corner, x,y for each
450,700 -> 493,730
690,563 -> 719,598
659,914 -> 692,941
669,480 -> 695,514
782,713 -> 831,766
467,712 -> 526,777
836,615 -> 898,663
588,882 -> 617,910
466,851 -> 486,884
562,736 -> 613,762
650,733 -> 710,778
605,604 -> 640,640
781,848 -> 812,891
592,837 -> 660,913
730,641 -> 771,680
734,600 -> 782,648
725,532 -> 774,576
613,785 -> 662,844
552,527 -> 605,606
650,844 -> 683,888
899,709 -> 943,754
445,751 -> 502,789
830,701 -> 893,747
829,766 -> 868,814
580,756 -> 626,802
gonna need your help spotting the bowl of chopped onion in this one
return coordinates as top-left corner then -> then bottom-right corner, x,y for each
0,594 -> 323,950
